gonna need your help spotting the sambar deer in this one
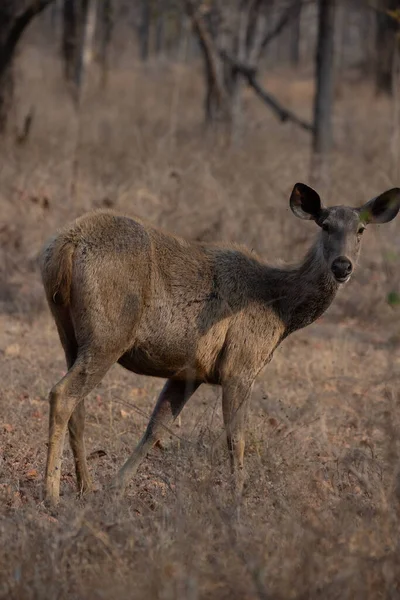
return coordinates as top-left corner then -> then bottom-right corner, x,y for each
40,183 -> 400,505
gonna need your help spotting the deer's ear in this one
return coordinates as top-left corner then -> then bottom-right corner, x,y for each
290,183 -> 322,221
358,188 -> 400,224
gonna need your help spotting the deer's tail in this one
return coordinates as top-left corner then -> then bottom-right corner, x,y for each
39,233 -> 76,308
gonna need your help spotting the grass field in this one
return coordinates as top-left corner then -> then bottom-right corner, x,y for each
1,39 -> 400,599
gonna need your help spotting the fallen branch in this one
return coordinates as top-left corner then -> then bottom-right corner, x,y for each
248,75 -> 315,132
220,50 -> 314,132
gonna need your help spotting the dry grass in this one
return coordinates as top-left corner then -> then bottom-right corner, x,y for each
1,35 -> 400,599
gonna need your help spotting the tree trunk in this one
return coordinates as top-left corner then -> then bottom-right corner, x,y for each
62,0 -> 88,85
155,6 -> 165,56
362,3 -> 375,77
49,0 -> 62,40
290,1 -> 302,67
0,63 -> 14,132
97,0 -> 112,86
139,0 -> 150,61
191,2 -> 263,134
75,0 -> 97,97
313,0 -> 335,157
0,0 -> 55,133
202,42 -> 226,124
336,1 -> 346,75
62,0 -> 77,81
187,5 -> 230,125
375,0 -> 399,95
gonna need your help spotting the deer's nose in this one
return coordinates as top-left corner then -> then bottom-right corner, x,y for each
331,257 -> 353,282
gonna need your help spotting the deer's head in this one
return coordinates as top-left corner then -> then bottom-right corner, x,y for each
290,183 -> 400,283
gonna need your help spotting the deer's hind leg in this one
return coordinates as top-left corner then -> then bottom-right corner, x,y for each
68,400 -> 91,495
45,346 -> 117,506
112,378 -> 201,492
45,303 -> 125,505
53,310 -> 92,496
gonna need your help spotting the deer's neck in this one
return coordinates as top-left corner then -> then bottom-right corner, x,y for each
270,237 -> 339,335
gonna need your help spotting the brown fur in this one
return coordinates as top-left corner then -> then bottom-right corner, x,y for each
41,236 -> 75,307
39,184 -> 400,505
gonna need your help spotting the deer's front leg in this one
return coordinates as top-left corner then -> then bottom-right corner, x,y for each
221,377 -> 254,499
112,378 -> 201,492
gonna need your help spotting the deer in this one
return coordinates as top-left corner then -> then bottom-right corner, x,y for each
39,183 -> 400,506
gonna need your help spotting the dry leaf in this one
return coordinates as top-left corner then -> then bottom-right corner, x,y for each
4,343 -> 20,358
25,469 -> 38,479
39,513 -> 58,524
129,388 -> 146,398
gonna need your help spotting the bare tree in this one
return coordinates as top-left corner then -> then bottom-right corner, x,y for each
138,0 -> 151,61
0,0 -> 55,132
97,0 -> 112,86
62,0 -> 88,84
312,0 -> 336,182
361,3 -> 376,77
375,0 -> 400,94
155,1 -> 165,56
290,0 -> 302,67
76,0 -> 97,95
62,0 -> 100,104
186,0 -> 313,140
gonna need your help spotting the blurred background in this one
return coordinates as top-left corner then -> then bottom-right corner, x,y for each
1,0 -> 400,315
1,2 -> 400,599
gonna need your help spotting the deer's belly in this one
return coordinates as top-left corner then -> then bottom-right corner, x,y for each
117,316 -> 228,383
117,347 -> 186,379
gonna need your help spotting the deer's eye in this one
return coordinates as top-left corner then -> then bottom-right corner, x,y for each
322,222 -> 330,233
357,226 -> 365,236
